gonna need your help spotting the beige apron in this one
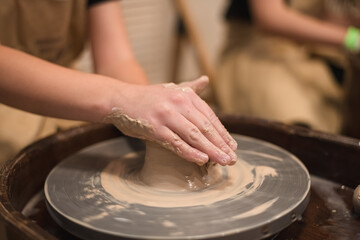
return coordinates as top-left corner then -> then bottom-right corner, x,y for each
0,0 -> 87,165
215,0 -> 347,133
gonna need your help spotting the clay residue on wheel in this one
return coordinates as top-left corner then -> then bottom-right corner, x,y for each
100,142 -> 278,208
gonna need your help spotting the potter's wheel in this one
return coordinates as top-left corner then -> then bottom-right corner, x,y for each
44,134 -> 310,240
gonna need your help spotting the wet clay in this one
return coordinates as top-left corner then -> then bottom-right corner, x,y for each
103,107 -> 154,141
140,142 -> 223,191
103,108 -> 198,164
101,141 -> 277,208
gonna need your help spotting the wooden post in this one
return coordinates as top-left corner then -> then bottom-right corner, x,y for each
174,0 -> 218,106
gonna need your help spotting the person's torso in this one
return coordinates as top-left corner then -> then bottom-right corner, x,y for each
0,0 -> 87,66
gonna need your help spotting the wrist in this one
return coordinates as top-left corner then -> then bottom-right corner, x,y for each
99,77 -> 138,121
343,26 -> 360,53
89,75 -> 126,122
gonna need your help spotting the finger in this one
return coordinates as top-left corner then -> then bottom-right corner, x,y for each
179,75 -> 209,94
181,107 -> 238,165
190,94 -> 238,151
165,113 -> 232,166
155,126 -> 209,165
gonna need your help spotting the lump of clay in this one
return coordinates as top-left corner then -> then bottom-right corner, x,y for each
139,142 -> 223,191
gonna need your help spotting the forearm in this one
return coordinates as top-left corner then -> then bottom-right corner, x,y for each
250,0 -> 347,47
0,45 -> 239,166
88,1 -> 149,85
0,45 -> 126,122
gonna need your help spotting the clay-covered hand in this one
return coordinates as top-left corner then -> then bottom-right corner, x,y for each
104,76 -> 238,166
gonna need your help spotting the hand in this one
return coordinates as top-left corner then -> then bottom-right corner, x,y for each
104,76 -> 238,166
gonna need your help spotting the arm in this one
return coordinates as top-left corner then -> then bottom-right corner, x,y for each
0,45 -> 237,166
250,0 -> 347,47
88,1 -> 148,85
0,45 -> 111,121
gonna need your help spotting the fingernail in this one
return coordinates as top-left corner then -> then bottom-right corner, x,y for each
196,160 -> 207,166
200,75 -> 209,81
228,160 -> 237,166
229,138 -> 238,151
219,153 -> 231,166
229,151 -> 238,165
197,152 -> 209,164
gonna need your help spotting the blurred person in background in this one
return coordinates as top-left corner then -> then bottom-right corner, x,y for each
215,0 -> 360,133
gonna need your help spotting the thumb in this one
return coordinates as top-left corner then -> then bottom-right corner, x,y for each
179,75 -> 209,94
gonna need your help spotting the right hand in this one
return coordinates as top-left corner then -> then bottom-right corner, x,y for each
104,76 -> 238,166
